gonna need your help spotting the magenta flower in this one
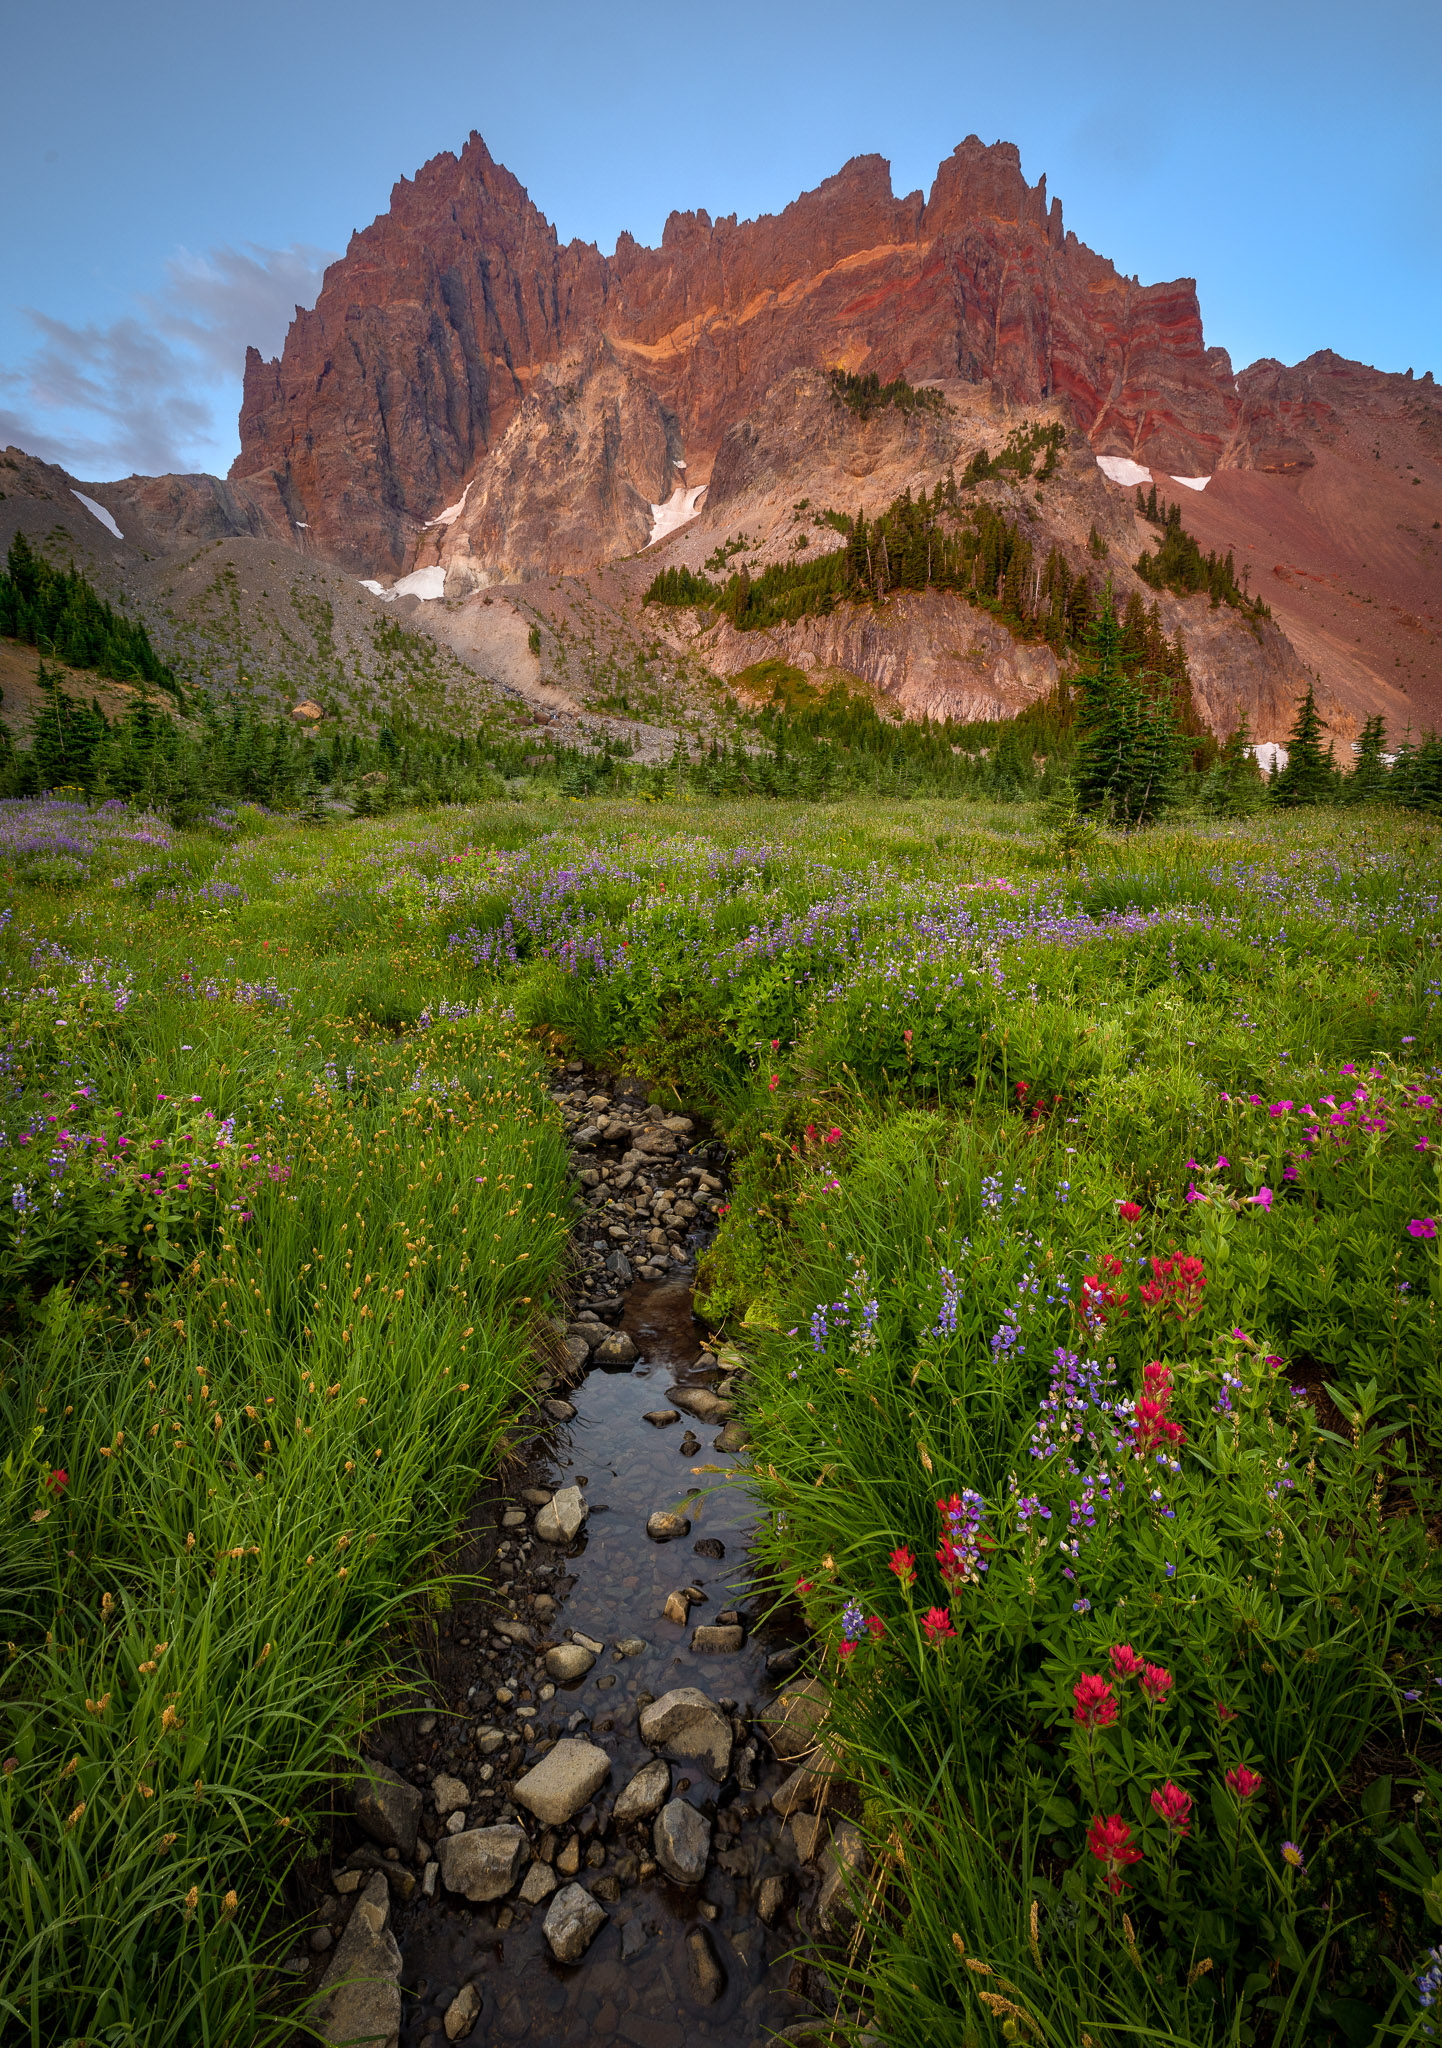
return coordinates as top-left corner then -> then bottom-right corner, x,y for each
1408,1219 -> 1436,1240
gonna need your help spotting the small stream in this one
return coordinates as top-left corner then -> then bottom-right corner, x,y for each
389,1277 -> 814,2046
307,1074 -> 839,2047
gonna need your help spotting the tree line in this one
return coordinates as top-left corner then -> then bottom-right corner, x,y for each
0,533 -> 181,699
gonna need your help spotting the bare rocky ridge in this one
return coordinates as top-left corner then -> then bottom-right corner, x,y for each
5,133 -> 1439,747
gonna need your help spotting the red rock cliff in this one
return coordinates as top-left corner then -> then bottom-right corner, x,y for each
231,134 -> 1250,571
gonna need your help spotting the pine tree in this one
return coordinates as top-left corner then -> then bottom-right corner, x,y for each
1270,685 -> 1337,807
1345,715 -> 1391,803
1201,710 -> 1264,816
1073,588 -> 1180,829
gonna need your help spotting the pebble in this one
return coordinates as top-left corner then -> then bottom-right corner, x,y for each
593,1330 -> 638,1366
646,1510 -> 691,1542
534,1485 -> 588,1543
686,1925 -> 725,2003
544,1644 -> 596,1682
691,1623 -> 744,1654
612,1757 -> 671,1824
642,1409 -> 680,1427
443,1981 -> 482,2041
653,1798 -> 711,1885
436,1824 -> 528,1903
543,1883 -> 607,1964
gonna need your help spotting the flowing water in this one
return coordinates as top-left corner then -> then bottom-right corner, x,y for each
386,1277 -> 819,2047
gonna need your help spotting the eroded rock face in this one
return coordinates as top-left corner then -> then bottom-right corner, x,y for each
230,133 -> 1251,575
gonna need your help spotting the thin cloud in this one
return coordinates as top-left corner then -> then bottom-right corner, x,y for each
0,241 -> 334,481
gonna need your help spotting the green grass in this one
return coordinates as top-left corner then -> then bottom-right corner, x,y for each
3,790 -> 1441,2044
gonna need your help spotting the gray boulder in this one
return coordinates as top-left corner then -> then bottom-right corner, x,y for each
443,1981 -> 482,2043
594,1330 -> 638,1366
653,1798 -> 711,1885
611,1757 -> 671,1825
534,1484 -> 587,1543
352,1759 -> 422,1859
313,1873 -> 401,2048
436,1824 -> 528,1903
638,1687 -> 733,1777
543,1882 -> 608,1963
513,1738 -> 612,1826
544,1644 -> 595,1682
691,1624 -> 744,1654
519,1860 -> 558,1905
817,1820 -> 869,1933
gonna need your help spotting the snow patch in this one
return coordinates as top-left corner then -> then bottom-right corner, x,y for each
1247,742 -> 1289,777
647,484 -> 707,548
357,566 -> 447,602
1170,474 -> 1211,492
72,490 -> 122,540
425,482 -> 471,528
1095,455 -> 1152,489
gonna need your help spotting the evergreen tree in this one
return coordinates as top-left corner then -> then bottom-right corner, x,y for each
1201,710 -> 1265,816
1345,715 -> 1391,803
1073,588 -> 1180,829
1270,685 -> 1337,807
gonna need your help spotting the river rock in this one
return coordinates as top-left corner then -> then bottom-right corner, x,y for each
686,1924 -> 725,2002
313,1873 -> 401,2048
643,1409 -> 680,1427
691,1624 -> 744,1654
654,1798 -> 711,1885
534,1485 -> 587,1543
431,1773 -> 470,1818
662,1590 -> 690,1625
772,1765 -> 827,1819
513,1738 -> 612,1825
817,1820 -> 869,1933
443,1981 -> 482,2042
594,1330 -> 638,1366
790,1813 -> 826,1862
615,1635 -> 647,1657
352,1758 -> 422,1858
612,1757 -> 671,1825
765,1676 -> 830,1761
693,1537 -> 726,1560
437,1824 -> 528,1903
519,1860 -> 558,1905
666,1386 -> 732,1423
543,1882 -> 607,1963
757,1872 -> 789,1924
715,1422 -> 750,1452
545,1644 -> 596,1682
639,1688 -> 733,1776
646,1510 -> 691,1542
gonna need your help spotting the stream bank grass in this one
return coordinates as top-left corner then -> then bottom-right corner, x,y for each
1,846 -> 570,2044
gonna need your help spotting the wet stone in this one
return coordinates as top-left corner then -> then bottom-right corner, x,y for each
612,1757 -> 671,1825
691,1624 -> 744,1654
646,1511 -> 691,1542
544,1644 -> 596,1683
543,1882 -> 608,1963
692,1537 -> 726,1560
443,1981 -> 482,2042
436,1824 -> 528,1903
594,1330 -> 638,1366
518,1860 -> 558,1906
639,1688 -> 734,1777
654,1798 -> 711,1886
534,1485 -> 588,1544
513,1738 -> 612,1826
686,1924 -> 725,2004
757,1872 -> 789,1924
642,1409 -> 680,1427
430,1773 -> 469,1817
352,1759 -> 422,1859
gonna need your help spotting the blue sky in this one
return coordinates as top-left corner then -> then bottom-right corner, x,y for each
2,0 -> 1437,481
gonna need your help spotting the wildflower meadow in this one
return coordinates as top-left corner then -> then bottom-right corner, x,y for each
2,786 -> 1440,2044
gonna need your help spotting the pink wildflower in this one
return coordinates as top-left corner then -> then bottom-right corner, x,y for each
1087,1814 -> 1143,1894
1073,1673 -> 1118,1729
1109,1643 -> 1144,1679
1150,1780 -> 1192,1837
